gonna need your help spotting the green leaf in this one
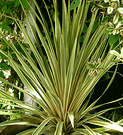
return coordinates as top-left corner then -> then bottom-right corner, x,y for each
113,14 -> 119,24
117,7 -> 123,14
2,25 -> 11,31
7,20 -> 13,25
121,47 -> 123,55
68,112 -> 74,128
0,120 -> 38,127
70,0 -> 80,11
87,63 -> 95,68
116,21 -> 123,29
15,0 -> 20,7
104,72 -> 110,79
104,0 -> 109,2
17,128 -> 36,135
83,24 -> 88,33
79,35 -> 85,42
110,50 -> 120,57
0,0 -> 2,5
82,124 -> 96,135
100,3 -> 109,8
32,117 -> 54,135
88,120 -> 123,133
0,63 -> 9,70
54,121 -> 63,135
86,18 -> 91,23
109,34 -> 120,45
105,30 -> 110,37
2,5 -> 11,13
108,22 -> 114,28
101,15 -> 109,24
21,0 -> 29,10
92,22 -> 98,33
107,7 -> 113,14
0,71 -> 4,78
113,59 -> 120,62
0,53 -> 7,60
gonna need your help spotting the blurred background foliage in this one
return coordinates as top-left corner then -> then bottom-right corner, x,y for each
89,0 -> 123,45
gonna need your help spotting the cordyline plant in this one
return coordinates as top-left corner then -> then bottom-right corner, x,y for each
0,0 -> 123,134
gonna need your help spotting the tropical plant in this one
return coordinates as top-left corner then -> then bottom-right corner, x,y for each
0,0 -> 123,134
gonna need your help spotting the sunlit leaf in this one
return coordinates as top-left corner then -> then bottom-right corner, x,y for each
104,0 -> 109,3
68,112 -> 74,128
113,59 -> 120,62
110,50 -> 120,57
121,47 -> 123,55
117,7 -> 123,14
107,7 -> 113,14
0,120 -> 38,127
113,14 -> 119,24
115,21 -> 123,29
88,120 -> 123,133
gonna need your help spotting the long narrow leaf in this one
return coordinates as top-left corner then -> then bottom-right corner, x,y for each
54,121 -> 63,135
32,117 -> 54,135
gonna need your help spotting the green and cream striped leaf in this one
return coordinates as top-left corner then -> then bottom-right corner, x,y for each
54,121 -> 63,135
0,120 -> 38,127
32,117 -> 54,135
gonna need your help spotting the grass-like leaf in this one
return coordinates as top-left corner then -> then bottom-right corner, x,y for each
54,121 -> 63,135
32,117 -> 54,135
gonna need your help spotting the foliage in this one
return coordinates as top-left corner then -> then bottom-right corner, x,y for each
87,0 -> 123,46
0,0 -> 22,88
0,0 -> 54,122
0,0 -> 29,32
0,0 -> 54,98
0,0 -> 27,121
110,47 -> 123,62
105,109 -> 123,135
0,0 -> 123,134
0,32 -> 23,112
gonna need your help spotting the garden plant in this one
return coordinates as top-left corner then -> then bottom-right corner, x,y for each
0,0 -> 123,134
